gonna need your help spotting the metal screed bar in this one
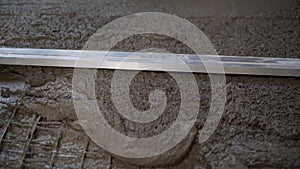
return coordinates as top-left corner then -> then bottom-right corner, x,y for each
0,48 -> 299,77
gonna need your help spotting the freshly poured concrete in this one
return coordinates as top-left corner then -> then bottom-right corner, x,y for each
0,0 -> 299,168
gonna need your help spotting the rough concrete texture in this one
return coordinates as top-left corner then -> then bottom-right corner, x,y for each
1,66 -> 299,168
0,0 -> 299,57
0,0 -> 300,168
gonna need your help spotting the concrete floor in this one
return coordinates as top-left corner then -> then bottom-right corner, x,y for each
0,0 -> 299,57
0,0 -> 299,168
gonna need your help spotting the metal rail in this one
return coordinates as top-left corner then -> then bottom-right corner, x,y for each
0,48 -> 299,77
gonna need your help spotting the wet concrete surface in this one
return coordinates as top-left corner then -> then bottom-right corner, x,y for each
0,0 -> 300,168
0,66 -> 299,168
0,0 -> 299,57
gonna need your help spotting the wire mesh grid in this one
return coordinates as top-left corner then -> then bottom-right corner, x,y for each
0,107 -> 112,169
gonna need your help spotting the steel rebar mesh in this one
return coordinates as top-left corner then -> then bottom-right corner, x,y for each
0,107 -> 112,169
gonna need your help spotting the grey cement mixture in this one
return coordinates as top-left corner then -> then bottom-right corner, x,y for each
0,0 -> 299,168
